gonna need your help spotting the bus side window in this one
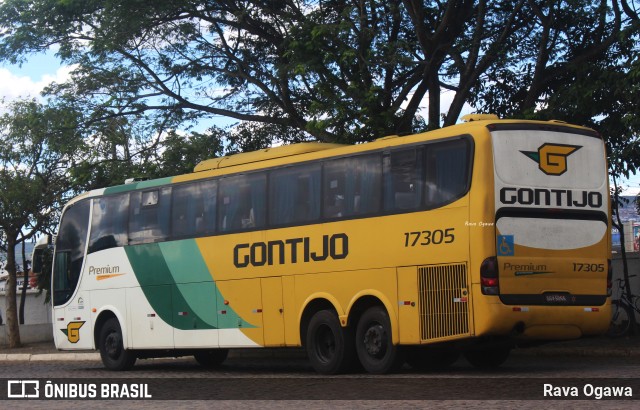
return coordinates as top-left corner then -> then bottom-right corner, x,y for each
172,180 -> 217,238
89,194 -> 129,253
424,139 -> 471,207
199,180 -> 217,234
323,162 -> 346,218
324,154 -> 381,219
129,187 -> 171,245
270,163 -> 321,226
384,148 -> 424,211
219,174 -> 266,232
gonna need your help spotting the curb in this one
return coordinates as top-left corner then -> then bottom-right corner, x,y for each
0,352 -> 101,362
1,347 -> 639,361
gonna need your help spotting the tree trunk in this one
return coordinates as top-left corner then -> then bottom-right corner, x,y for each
427,68 -> 441,130
5,235 -> 22,347
19,239 -> 28,325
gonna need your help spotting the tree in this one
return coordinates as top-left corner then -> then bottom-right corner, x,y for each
1,1 -> 637,146
470,0 -> 640,197
471,1 -> 640,216
67,119 -> 227,192
0,0 -> 541,144
0,99 -> 83,347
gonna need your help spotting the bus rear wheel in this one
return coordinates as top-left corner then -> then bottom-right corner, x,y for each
355,306 -> 404,374
306,309 -> 355,374
99,318 -> 136,371
464,346 -> 510,369
194,349 -> 229,368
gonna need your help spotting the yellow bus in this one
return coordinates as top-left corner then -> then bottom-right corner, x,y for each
42,115 -> 611,373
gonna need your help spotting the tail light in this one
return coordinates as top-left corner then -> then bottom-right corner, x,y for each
607,259 -> 612,296
481,256 -> 499,295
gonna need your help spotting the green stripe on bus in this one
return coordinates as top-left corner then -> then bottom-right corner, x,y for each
125,241 -> 254,330
159,240 -> 254,329
103,177 -> 174,195
125,243 -> 177,325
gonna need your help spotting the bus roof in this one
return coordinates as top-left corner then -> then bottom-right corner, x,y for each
66,118 -> 597,205
194,142 -> 346,172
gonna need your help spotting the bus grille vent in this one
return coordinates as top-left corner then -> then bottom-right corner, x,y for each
418,263 -> 470,341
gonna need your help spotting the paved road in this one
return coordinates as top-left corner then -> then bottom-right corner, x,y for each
1,354 -> 639,408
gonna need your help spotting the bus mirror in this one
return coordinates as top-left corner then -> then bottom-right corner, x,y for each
32,249 -> 43,274
31,235 -> 52,274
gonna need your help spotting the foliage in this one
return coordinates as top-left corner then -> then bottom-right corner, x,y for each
0,0 -> 544,144
0,98 -> 84,346
0,99 -> 82,233
66,119 -> 227,191
146,128 -> 226,178
471,1 -> 640,178
0,1 -> 637,147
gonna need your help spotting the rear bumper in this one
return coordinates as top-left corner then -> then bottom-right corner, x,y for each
473,289 -> 610,340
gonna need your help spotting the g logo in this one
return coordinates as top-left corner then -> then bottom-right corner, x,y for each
62,321 -> 85,343
521,143 -> 581,176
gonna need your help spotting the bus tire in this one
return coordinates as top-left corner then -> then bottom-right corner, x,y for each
406,347 -> 460,371
306,309 -> 355,374
98,318 -> 136,371
194,349 -> 229,368
464,346 -> 510,369
355,306 -> 404,374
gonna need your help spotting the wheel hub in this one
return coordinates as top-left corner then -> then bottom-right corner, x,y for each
105,331 -> 122,359
316,325 -> 336,362
363,324 -> 385,357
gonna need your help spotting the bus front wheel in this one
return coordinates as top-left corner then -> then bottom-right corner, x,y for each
306,309 -> 355,374
355,306 -> 404,374
98,318 -> 136,371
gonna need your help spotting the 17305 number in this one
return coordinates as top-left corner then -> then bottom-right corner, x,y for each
404,228 -> 455,247
572,263 -> 604,272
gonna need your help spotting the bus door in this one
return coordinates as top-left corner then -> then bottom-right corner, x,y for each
491,124 -> 609,307
261,277 -> 285,346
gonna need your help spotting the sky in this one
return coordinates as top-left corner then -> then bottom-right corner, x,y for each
0,52 -> 73,101
1,51 -> 639,196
